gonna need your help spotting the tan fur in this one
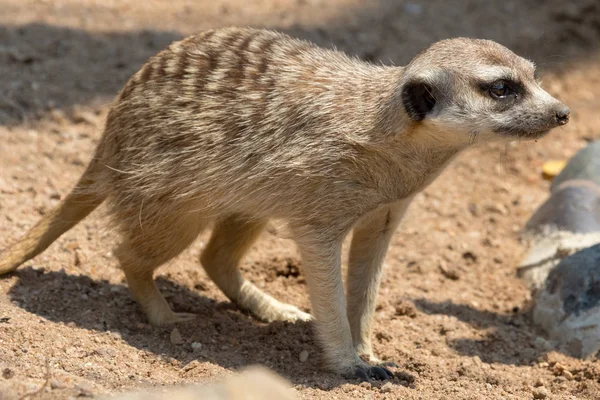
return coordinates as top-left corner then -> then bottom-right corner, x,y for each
0,27 -> 569,377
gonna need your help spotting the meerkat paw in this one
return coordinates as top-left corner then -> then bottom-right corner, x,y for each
343,360 -> 394,382
170,312 -> 198,323
340,360 -> 394,382
236,282 -> 311,322
148,311 -> 197,326
378,361 -> 399,368
257,302 -> 312,323
273,303 -> 312,322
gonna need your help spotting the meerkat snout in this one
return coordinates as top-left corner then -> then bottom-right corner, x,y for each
555,104 -> 571,125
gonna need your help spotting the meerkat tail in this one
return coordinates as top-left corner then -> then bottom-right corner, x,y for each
0,160 -> 106,275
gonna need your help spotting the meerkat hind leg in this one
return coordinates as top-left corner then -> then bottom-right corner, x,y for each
121,266 -> 197,325
201,215 -> 311,323
115,213 -> 205,326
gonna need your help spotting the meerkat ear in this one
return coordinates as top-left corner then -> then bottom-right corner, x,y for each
402,79 -> 436,121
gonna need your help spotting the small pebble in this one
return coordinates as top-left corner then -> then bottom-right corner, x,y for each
191,342 -> 203,352
562,370 -> 574,380
170,328 -> 183,345
534,378 -> 546,387
2,368 -> 14,379
380,382 -> 393,393
50,379 -> 65,389
299,350 -> 309,363
532,387 -> 548,399
108,331 -> 122,340
75,382 -> 94,397
534,337 -> 551,351
438,263 -> 460,280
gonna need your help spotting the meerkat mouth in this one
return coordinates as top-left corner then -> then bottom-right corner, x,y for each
510,129 -> 551,139
494,126 -> 552,140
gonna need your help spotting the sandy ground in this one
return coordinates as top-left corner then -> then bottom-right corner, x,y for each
1,0 -> 600,399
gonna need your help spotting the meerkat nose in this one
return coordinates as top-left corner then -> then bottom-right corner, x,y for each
555,105 -> 570,126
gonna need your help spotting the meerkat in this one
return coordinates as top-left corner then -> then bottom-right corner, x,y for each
0,27 -> 569,380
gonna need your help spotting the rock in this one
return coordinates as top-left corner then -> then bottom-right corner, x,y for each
534,378 -> 546,387
95,346 -> 117,358
519,140 -> 600,359
524,181 -> 600,235
532,387 -> 548,399
50,379 -> 65,389
380,382 -> 393,393
438,263 -> 460,280
48,109 -> 69,124
534,336 -> 551,351
552,362 -> 566,375
542,160 -> 566,180
518,231 -> 600,290
108,331 -> 122,340
525,141 -> 600,236
298,350 -> 309,363
191,342 -> 202,352
170,328 -> 183,345
101,366 -> 296,400
531,244 -> 600,358
562,370 -> 574,380
551,141 -> 600,191
485,202 -> 508,215
359,381 -> 371,389
76,382 -> 94,397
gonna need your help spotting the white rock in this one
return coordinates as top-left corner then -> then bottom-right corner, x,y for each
298,350 -> 309,363
191,342 -> 202,352
530,243 -> 600,358
170,328 -> 183,345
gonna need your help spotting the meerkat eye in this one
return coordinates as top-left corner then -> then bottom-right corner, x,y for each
488,80 -> 515,99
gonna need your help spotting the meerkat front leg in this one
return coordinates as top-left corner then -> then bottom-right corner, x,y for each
292,224 -> 393,380
347,199 -> 413,364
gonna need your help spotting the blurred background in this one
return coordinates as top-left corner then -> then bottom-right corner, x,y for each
1,0 -> 599,125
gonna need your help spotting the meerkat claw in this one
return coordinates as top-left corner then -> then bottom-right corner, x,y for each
346,365 -> 393,382
151,312 -> 197,326
353,367 -> 369,382
173,312 -> 197,322
379,361 -> 399,369
371,366 -> 394,380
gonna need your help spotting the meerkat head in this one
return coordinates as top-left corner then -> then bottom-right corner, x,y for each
399,38 -> 570,145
